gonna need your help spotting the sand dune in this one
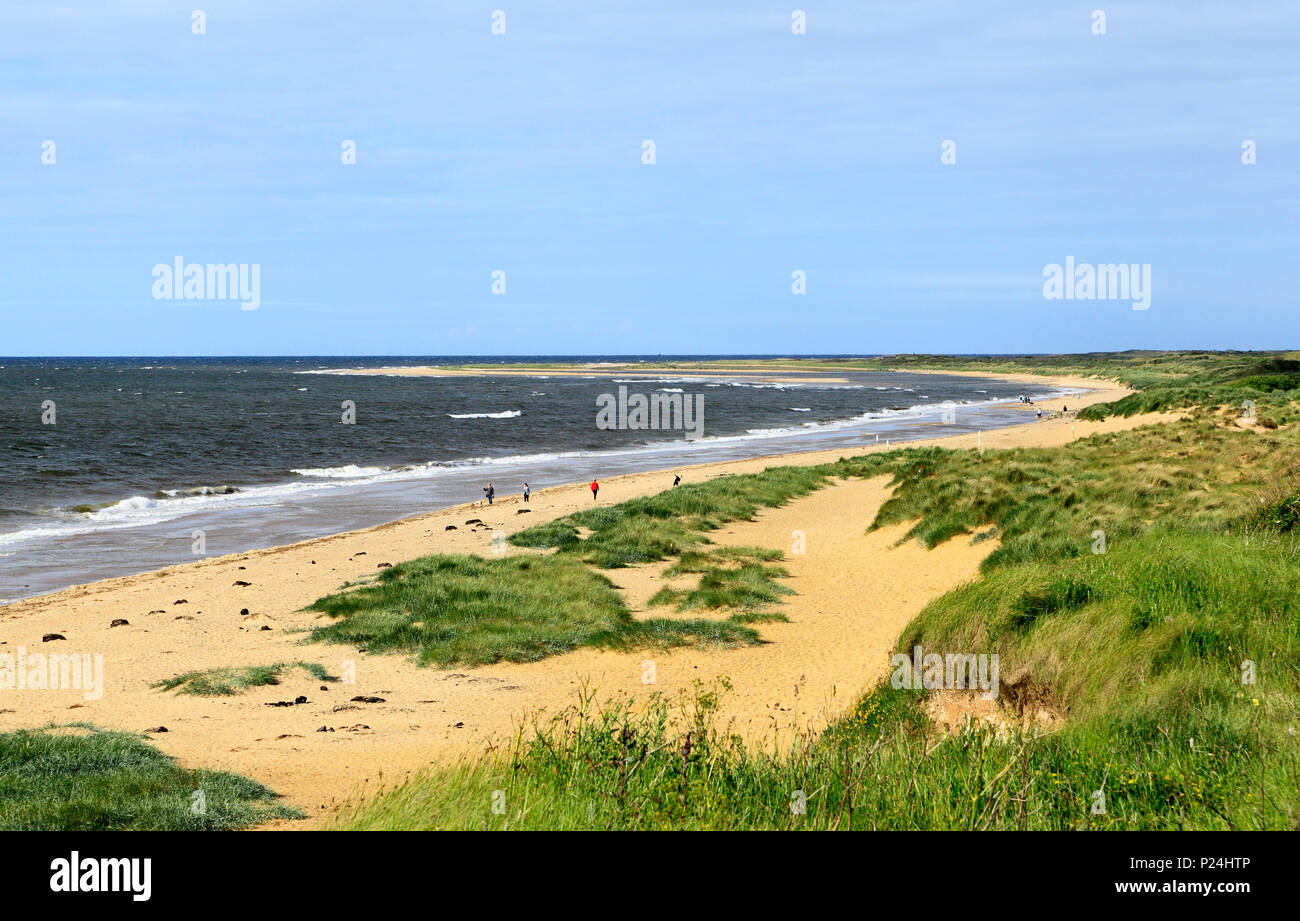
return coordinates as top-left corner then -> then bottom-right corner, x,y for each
1,375 -> 1176,825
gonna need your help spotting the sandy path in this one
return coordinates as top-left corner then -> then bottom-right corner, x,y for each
0,373 -> 1174,825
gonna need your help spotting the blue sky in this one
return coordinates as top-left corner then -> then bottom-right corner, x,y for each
1,1 -> 1296,356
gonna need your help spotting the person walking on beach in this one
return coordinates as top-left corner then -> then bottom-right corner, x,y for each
523,482 -> 530,503
590,479 -> 599,501
673,474 -> 681,486
483,483 -> 494,505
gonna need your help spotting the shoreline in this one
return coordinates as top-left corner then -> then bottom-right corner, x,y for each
304,364 -> 856,384
0,371 -> 1161,825
303,363 -> 1117,392
1,368 -> 1092,606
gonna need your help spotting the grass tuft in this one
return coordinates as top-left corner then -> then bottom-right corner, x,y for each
305,553 -> 764,667
0,726 -> 300,830
154,661 -> 337,696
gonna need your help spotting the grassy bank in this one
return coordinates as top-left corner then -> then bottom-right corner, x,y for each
312,353 -> 1299,828
330,402 -> 1300,829
300,466 -> 832,667
305,553 -> 764,667
507,464 -> 829,566
0,726 -> 300,830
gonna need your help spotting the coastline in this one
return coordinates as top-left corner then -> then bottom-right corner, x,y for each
1,372 -> 1165,825
0,365 -> 1083,603
305,364 -> 856,384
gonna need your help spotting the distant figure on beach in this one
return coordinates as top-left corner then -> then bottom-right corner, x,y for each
590,479 -> 599,501
1063,405 -> 1068,413
1036,408 -> 1043,419
483,483 -> 494,505
673,474 -> 681,486
523,482 -> 530,503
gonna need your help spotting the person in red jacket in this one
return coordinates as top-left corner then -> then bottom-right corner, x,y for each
590,479 -> 599,501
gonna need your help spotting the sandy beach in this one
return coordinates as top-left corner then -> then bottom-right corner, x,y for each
0,373 -> 1173,826
315,364 -> 857,384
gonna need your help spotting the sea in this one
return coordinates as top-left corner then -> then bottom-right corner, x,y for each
0,356 -> 1072,603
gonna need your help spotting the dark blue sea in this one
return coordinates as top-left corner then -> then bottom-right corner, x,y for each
0,356 -> 1069,602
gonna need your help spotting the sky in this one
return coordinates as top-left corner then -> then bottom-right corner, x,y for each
1,1 -> 1297,356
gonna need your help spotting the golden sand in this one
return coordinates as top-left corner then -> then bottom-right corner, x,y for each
0,374 -> 1176,824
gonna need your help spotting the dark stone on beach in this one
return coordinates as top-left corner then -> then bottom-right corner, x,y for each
452,721 -> 464,729
320,685 -> 329,691
353,551 -> 366,556
445,525 -> 457,530
260,625 -> 271,631
148,726 -> 168,733
332,704 -> 360,712
174,599 -> 187,604
175,615 -> 194,621
465,519 -> 482,525
233,580 -> 251,587
351,695 -> 385,703
110,619 -> 129,627
377,562 -> 392,568
265,700 -> 294,707
316,726 -> 334,732
295,696 -> 308,704
42,633 -> 66,642
149,609 -> 165,614
517,508 -> 531,514
240,608 -> 250,616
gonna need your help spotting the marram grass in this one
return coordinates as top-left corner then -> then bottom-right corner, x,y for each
153,661 -> 337,696
329,388 -> 1300,829
0,725 -> 300,830
305,553 -> 760,667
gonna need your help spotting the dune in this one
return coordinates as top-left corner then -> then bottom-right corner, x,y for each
1,373 -> 1175,825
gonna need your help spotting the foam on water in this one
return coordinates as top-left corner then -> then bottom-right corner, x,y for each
0,358 -> 1071,600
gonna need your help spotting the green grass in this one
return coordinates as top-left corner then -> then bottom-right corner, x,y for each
302,467 -> 832,667
650,547 -> 794,619
0,726 -> 301,830
305,553 -> 759,667
1070,355 -> 1300,422
329,674 -> 1290,830
328,396 -> 1300,830
824,417 -> 1300,571
509,465 -> 830,567
333,641 -> 1294,831
153,661 -> 337,696
317,353 -> 1300,828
